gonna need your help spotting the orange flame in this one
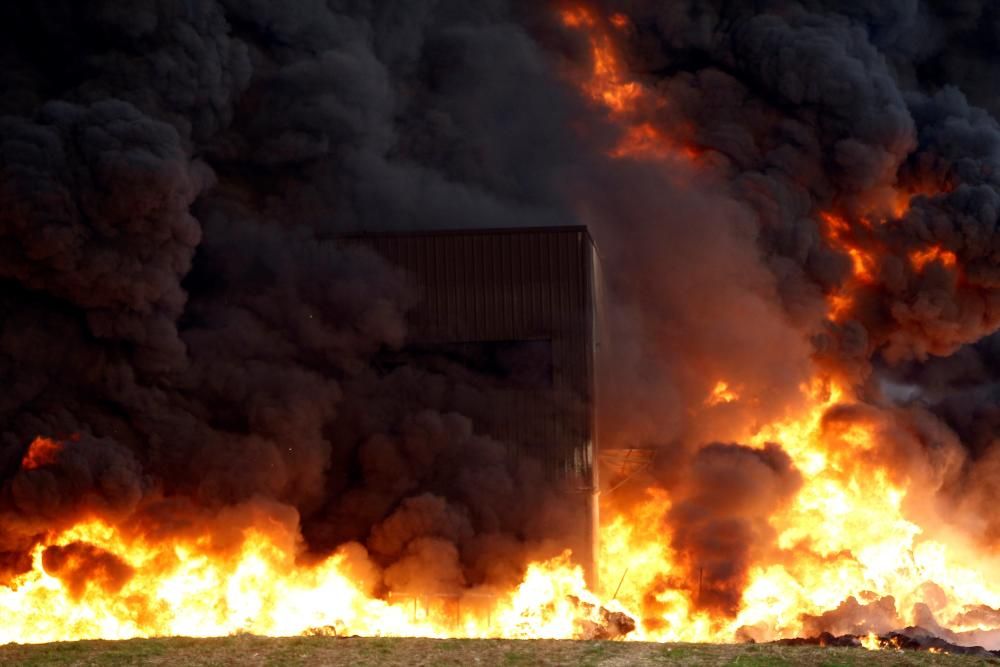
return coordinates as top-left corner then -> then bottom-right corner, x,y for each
861,631 -> 882,650
5,377 -> 1000,644
819,211 -> 880,322
21,436 -> 65,470
594,379 -> 1000,642
820,212 -> 877,284
559,5 -> 698,162
909,246 -> 957,272
705,380 -> 739,406
609,13 -> 629,29
0,515 -> 622,644
560,6 -> 640,113
826,293 -> 855,322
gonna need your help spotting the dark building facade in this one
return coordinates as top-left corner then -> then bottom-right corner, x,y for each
347,226 -> 600,582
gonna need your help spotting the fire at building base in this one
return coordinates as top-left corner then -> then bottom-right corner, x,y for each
5,0 -> 1000,657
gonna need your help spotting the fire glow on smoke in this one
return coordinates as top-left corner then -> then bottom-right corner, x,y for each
5,379 -> 1000,644
4,1 -> 1000,651
1,507 -> 625,642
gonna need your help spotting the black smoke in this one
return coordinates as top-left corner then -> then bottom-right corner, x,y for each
3,0 -> 1000,632
0,0 -> 587,595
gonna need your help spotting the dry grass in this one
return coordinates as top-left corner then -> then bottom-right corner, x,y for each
0,636 -> 997,666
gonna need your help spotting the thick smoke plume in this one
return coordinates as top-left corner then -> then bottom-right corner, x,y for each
3,0 -> 1000,634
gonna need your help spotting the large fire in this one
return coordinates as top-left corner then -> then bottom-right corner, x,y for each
7,376 -> 1000,645
0,507 -> 629,643
3,2 -> 999,653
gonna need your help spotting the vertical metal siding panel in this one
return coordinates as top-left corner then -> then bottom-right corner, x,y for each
559,232 -> 573,478
463,235 -> 474,341
441,236 -> 452,341
453,235 -> 464,341
499,233 -> 511,340
475,234 -> 486,339
402,237 -> 415,334
435,236 -> 446,342
486,233 -> 496,337
464,235 -> 473,340
477,234 -> 488,338
499,233 -> 509,337
507,234 -> 517,340
485,233 -> 498,338
422,237 -> 434,341
409,237 -> 422,340
556,231 -> 565,327
528,233 -> 545,471
451,235 -> 461,342
556,231 -> 569,336
515,234 -> 526,336
528,234 -> 546,331
546,233 -> 559,476
523,233 -> 533,335
512,234 -> 524,336
416,236 -> 428,341
573,232 -> 588,483
551,233 -> 563,477
450,238 -> 462,340
552,233 -> 561,477
508,233 -> 518,340
438,237 -> 450,341
572,233 -> 588,484
524,233 -> 535,336
543,232 -> 553,335
419,238 -> 432,341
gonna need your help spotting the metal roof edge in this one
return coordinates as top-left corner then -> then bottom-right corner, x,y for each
337,224 -> 595,247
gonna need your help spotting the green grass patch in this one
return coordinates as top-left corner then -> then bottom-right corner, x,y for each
0,636 -> 995,666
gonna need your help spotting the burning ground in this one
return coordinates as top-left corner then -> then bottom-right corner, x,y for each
4,0 -> 1000,655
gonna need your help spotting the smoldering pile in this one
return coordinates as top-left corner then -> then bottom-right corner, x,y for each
774,628 -> 1000,660
755,593 -> 1000,657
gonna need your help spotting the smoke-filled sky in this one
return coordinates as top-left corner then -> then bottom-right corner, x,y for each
3,0 -> 1000,618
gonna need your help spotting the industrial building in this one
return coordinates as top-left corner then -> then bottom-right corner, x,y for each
347,226 -> 600,582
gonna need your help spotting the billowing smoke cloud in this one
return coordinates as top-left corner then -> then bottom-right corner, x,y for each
3,0 -> 1000,632
563,0 -> 1000,616
667,443 -> 802,615
0,0 -> 609,599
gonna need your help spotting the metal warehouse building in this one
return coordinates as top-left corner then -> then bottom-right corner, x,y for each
348,226 -> 600,582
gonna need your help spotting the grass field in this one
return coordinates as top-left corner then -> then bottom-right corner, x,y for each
0,636 -> 997,666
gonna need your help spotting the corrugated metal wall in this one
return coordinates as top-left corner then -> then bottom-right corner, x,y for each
344,226 -> 599,579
